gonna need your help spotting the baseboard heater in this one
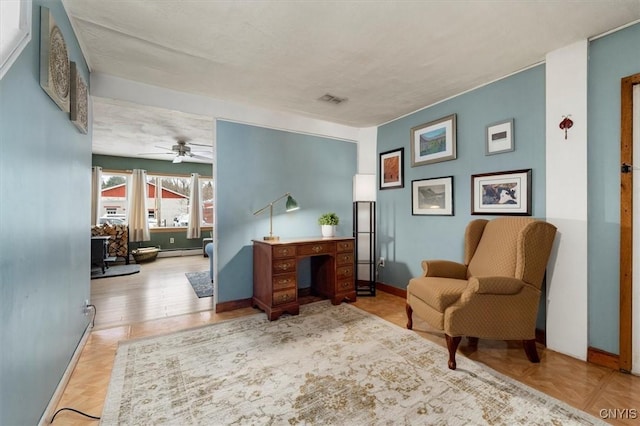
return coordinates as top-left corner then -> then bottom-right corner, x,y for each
157,248 -> 200,258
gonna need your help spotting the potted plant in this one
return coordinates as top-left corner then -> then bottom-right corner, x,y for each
318,212 -> 339,237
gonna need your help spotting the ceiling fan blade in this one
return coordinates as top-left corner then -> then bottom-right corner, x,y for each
154,145 -> 175,151
138,152 -> 175,155
191,154 -> 212,161
186,142 -> 212,148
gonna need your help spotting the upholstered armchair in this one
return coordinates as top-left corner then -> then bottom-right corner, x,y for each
406,217 -> 557,370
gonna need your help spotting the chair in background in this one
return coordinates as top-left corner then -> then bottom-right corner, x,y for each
205,242 -> 214,282
406,217 -> 557,370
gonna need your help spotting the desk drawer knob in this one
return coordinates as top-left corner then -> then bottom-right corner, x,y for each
312,245 -> 322,253
275,262 -> 293,271
276,293 -> 292,303
340,281 -> 352,289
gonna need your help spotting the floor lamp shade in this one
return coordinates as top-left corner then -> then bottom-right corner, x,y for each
353,174 -> 376,201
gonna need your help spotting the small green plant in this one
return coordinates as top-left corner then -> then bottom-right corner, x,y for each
318,212 -> 339,226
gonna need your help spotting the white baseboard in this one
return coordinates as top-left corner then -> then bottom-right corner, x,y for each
39,322 -> 93,425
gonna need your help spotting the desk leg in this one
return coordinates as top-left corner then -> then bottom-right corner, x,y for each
253,298 -> 300,321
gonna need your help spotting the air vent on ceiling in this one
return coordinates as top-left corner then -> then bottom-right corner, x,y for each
318,93 -> 348,105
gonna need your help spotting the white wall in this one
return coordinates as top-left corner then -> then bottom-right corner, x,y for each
545,40 -> 589,360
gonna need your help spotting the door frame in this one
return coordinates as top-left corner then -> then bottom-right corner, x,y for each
620,72 -> 640,372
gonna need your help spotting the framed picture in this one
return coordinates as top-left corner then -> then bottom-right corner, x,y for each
379,148 -> 404,190
410,114 -> 456,167
40,7 -> 70,112
471,169 -> 532,215
412,176 -> 454,216
70,62 -> 88,134
486,119 -> 514,155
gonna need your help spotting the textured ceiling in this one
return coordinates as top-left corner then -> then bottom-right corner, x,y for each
92,97 -> 214,163
62,0 -> 640,159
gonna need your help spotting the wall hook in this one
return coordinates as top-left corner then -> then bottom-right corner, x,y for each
559,115 -> 573,140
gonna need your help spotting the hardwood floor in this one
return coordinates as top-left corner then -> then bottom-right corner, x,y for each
51,257 -> 640,425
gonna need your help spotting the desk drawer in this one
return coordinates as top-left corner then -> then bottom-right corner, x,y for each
337,265 -> 354,280
298,243 -> 331,256
336,252 -> 354,265
273,246 -> 296,258
337,279 -> 354,293
273,288 -> 296,306
336,240 -> 354,253
273,274 -> 296,291
273,259 -> 296,274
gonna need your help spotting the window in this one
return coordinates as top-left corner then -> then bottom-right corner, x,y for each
202,179 -> 214,226
97,170 -> 213,229
99,172 -> 128,221
1,0 -> 32,80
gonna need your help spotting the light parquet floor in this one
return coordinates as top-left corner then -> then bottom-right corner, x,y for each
51,257 -> 640,425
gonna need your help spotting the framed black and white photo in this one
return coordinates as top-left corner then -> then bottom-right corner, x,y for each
379,148 -> 404,190
410,114 -> 457,166
486,119 -> 514,155
471,169 -> 531,215
412,176 -> 454,216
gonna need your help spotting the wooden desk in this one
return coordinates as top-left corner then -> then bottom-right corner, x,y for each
252,237 -> 356,320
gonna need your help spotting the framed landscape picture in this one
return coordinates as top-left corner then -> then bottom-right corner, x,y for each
412,176 -> 454,216
471,169 -> 532,215
379,148 -> 404,190
486,119 -> 514,155
410,114 -> 456,167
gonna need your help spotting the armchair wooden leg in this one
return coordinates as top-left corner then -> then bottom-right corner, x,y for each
406,303 -> 413,330
445,335 -> 462,370
523,339 -> 540,363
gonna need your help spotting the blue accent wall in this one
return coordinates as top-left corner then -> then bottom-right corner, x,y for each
0,1 -> 92,424
216,121 -> 357,303
377,65 -> 546,288
588,23 -> 640,354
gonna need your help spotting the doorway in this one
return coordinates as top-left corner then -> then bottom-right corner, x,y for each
620,72 -> 640,373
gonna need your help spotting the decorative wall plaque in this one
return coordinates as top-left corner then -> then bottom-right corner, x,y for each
40,7 -> 70,112
70,61 -> 88,134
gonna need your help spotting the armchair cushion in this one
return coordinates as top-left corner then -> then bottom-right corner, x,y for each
407,277 -> 468,312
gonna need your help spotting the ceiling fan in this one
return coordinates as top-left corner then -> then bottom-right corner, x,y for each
140,138 -> 213,164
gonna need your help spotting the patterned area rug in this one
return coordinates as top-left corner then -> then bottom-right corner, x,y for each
101,302 -> 604,425
90,264 -> 140,280
185,271 -> 213,298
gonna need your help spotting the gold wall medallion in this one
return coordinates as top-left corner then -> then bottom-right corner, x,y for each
40,7 -> 70,112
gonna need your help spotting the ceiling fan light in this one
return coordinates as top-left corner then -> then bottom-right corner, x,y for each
173,155 -> 183,164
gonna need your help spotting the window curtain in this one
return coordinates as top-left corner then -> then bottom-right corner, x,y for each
187,173 -> 201,239
91,166 -> 102,226
128,169 -> 150,243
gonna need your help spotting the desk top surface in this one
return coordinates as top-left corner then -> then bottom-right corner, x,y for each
252,236 -> 353,246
